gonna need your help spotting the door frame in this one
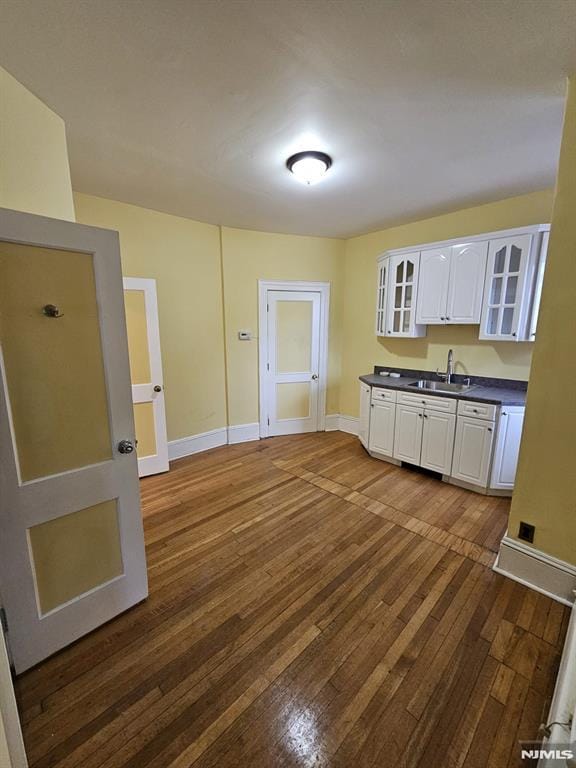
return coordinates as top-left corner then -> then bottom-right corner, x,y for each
258,280 -> 330,439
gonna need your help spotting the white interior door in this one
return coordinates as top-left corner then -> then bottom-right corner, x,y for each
265,290 -> 322,436
123,278 -> 169,477
0,208 -> 148,673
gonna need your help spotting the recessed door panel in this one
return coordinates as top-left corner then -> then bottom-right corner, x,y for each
0,243 -> 112,481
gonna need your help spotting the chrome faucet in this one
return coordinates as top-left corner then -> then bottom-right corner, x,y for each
437,349 -> 454,383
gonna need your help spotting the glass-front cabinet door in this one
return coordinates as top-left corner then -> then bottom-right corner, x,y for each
479,235 -> 532,341
384,252 -> 426,337
375,258 -> 388,336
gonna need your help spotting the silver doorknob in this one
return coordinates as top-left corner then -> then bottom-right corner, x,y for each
118,439 -> 135,454
311,374 -> 319,380
154,385 -> 162,392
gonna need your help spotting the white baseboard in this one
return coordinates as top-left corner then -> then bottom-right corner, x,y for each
228,422 -> 260,444
168,428 -> 228,460
494,536 -> 576,606
168,416 -> 360,462
338,415 -> 359,436
324,414 -> 341,431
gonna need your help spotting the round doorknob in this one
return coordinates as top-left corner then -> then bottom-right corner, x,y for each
154,385 -> 162,392
311,374 -> 318,380
118,439 -> 135,454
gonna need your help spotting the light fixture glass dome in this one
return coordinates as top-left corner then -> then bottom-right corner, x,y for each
286,151 -> 332,185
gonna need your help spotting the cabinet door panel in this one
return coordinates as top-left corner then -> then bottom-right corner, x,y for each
416,248 -> 450,324
479,235 -> 532,340
393,405 -> 423,464
421,411 -> 456,474
376,260 -> 388,336
385,253 -> 426,338
451,417 -> 494,487
447,242 -> 488,324
358,384 -> 371,450
368,401 -> 396,457
490,408 -> 524,489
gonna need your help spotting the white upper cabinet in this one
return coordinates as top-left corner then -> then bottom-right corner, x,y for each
384,253 -> 426,338
447,242 -> 489,323
378,225 -> 548,340
528,230 -> 549,341
479,234 -> 533,341
416,247 -> 451,324
375,258 -> 388,336
416,242 -> 488,325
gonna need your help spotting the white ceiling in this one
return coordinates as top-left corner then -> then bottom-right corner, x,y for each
1,0 -> 575,238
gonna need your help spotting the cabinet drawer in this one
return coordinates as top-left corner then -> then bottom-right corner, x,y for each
371,388 -> 397,404
457,400 -> 497,421
397,391 -> 456,414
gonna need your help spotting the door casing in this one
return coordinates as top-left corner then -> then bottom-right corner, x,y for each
258,280 -> 330,438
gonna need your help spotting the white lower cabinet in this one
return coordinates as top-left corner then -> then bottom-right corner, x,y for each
358,383 -> 371,449
490,407 -> 525,489
393,404 -> 424,464
421,411 -> 456,474
451,416 -> 495,487
368,400 -> 396,457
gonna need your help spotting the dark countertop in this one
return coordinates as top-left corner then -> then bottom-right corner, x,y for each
359,371 -> 527,406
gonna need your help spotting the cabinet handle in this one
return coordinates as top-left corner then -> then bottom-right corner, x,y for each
418,413 -> 423,418
371,403 -> 374,408
512,332 -> 517,337
487,427 -> 492,432
424,414 -> 428,418
446,317 -> 451,321
440,316 -> 445,321
502,411 -> 507,416
473,408 -> 478,413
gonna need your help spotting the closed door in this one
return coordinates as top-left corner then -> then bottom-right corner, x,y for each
266,290 -> 321,436
123,278 -> 169,477
447,242 -> 488,323
393,404 -> 423,464
420,411 -> 456,474
451,416 -> 494,487
0,209 -> 147,673
491,408 -> 525,489
480,235 -> 532,340
416,247 -> 450,324
368,401 -> 396,457
358,383 -> 371,449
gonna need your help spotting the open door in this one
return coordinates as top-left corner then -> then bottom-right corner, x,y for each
123,278 -> 169,477
0,208 -> 148,673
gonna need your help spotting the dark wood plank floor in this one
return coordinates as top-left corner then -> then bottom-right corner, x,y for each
15,432 -> 568,768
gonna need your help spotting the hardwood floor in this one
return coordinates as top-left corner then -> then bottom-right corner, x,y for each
15,432 -> 568,768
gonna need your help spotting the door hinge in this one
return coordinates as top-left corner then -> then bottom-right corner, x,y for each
0,607 -> 8,634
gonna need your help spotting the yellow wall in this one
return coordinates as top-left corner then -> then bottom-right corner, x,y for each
508,79 -> 576,565
339,190 -> 554,417
0,66 -> 75,221
74,193 -> 227,441
221,227 -> 345,426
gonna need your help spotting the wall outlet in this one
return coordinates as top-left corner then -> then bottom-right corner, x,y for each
518,521 -> 535,543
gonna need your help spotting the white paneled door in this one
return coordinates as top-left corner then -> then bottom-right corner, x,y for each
0,208 -> 148,673
260,284 -> 329,437
123,278 -> 169,477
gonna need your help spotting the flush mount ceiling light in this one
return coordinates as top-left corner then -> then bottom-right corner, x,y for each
286,151 -> 332,185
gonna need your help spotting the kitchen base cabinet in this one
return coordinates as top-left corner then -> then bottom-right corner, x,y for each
421,411 -> 456,474
451,416 -> 494,488
490,407 -> 525,489
393,404 -> 424,464
368,400 -> 396,458
358,383 -> 371,449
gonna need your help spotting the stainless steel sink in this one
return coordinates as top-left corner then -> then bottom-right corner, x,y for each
408,379 -> 474,394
